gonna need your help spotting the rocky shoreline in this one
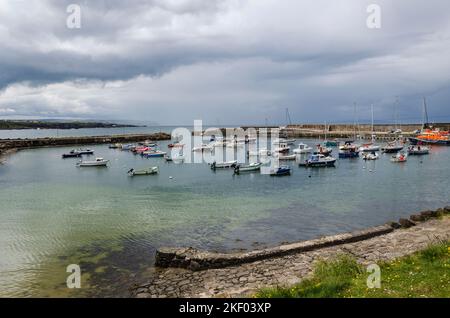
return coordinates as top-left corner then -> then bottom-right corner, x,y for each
133,208 -> 450,298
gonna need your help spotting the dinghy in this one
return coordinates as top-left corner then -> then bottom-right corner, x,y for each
210,160 -> 237,170
77,158 -> 109,167
391,152 -> 407,163
362,152 -> 379,160
234,162 -> 262,174
293,143 -> 312,154
128,167 -> 158,176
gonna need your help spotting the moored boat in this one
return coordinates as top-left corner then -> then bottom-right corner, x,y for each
77,158 -> 109,167
128,167 -> 158,176
62,150 -> 81,158
143,150 -> 167,158
293,143 -> 313,154
362,152 -> 379,160
339,141 -> 359,158
381,141 -> 403,153
210,160 -> 238,170
315,145 -> 332,156
269,165 -> 291,176
273,142 -> 290,154
359,143 -> 380,152
77,148 -> 94,155
407,145 -> 429,155
302,153 -> 336,167
234,162 -> 262,174
275,154 -> 297,161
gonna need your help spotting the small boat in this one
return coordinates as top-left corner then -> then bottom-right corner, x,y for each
234,162 -> 262,174
128,167 -> 158,176
407,145 -> 429,155
303,154 -> 336,167
339,141 -> 360,158
210,160 -> 237,170
273,142 -> 290,153
76,148 -> 94,155
143,150 -> 167,158
164,154 -> 173,162
134,146 -> 150,154
62,150 -> 81,158
121,144 -> 136,151
315,145 -> 332,156
275,154 -> 297,161
269,165 -> 291,176
381,141 -> 403,153
391,152 -> 407,163
77,158 -> 109,167
362,152 -> 379,160
359,143 -> 380,152
293,143 -> 313,154
164,154 -> 185,162
109,143 -> 122,149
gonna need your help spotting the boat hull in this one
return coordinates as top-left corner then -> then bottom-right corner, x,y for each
409,137 -> 450,145
304,159 -> 336,167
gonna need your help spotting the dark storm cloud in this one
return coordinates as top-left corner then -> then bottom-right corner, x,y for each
0,0 -> 450,123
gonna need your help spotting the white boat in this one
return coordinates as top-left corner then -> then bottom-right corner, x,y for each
272,142 -> 290,153
234,162 -> 262,174
77,148 -> 94,155
293,143 -> 313,154
128,167 -> 158,176
359,143 -> 380,152
362,152 -> 379,160
77,158 -> 109,167
210,160 -> 237,169
407,145 -> 429,155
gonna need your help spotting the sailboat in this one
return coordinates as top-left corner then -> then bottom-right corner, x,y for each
323,121 -> 339,147
359,105 -> 380,152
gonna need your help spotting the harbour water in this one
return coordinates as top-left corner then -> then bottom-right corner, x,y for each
0,133 -> 449,297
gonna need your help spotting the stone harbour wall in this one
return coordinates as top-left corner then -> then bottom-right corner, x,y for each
134,207 -> 450,298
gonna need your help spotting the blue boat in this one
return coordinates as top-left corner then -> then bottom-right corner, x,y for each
270,165 -> 291,176
143,150 -> 167,158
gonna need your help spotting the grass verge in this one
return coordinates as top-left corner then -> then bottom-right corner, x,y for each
255,240 -> 449,298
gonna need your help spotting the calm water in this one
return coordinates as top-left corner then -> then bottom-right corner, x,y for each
0,138 -> 449,297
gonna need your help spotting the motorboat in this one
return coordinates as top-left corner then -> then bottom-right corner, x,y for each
339,141 -> 360,158
303,154 -> 336,167
391,152 -> 407,163
293,143 -> 313,154
121,144 -> 136,151
210,160 -> 237,170
362,152 -> 379,160
269,165 -> 291,176
359,143 -> 380,152
77,158 -> 109,167
62,150 -> 81,158
315,145 -> 332,156
272,142 -> 290,154
109,143 -> 122,149
407,145 -> 429,155
143,150 -> 167,158
76,148 -> 94,155
409,129 -> 450,145
381,141 -> 404,153
128,167 -> 158,176
234,162 -> 262,174
275,154 -> 297,161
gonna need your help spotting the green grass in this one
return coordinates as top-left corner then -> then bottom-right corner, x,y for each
256,240 -> 450,298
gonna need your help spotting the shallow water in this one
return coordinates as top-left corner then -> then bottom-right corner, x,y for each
0,139 -> 449,297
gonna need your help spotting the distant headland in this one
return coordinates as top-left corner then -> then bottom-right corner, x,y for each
0,120 -> 143,130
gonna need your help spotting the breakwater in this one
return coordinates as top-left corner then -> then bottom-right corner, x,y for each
0,132 -> 171,155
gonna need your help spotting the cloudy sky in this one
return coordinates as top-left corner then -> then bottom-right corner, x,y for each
0,0 -> 449,125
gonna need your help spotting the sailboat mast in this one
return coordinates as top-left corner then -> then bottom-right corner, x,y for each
422,97 -> 429,130
371,104 -> 374,142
